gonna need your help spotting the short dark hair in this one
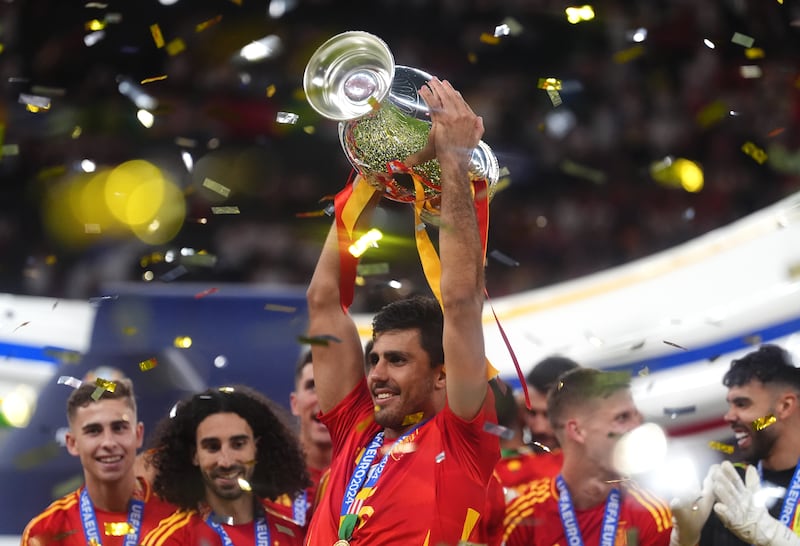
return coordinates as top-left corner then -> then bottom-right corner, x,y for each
294,350 -> 313,386
67,378 -> 136,424
547,368 -> 630,431
149,385 -> 310,510
723,344 -> 800,390
371,295 -> 444,368
525,356 -> 580,394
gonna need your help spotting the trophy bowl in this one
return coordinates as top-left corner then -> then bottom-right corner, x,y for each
304,31 -> 500,211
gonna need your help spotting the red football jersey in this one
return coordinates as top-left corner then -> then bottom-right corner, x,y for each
503,477 -> 672,546
141,501 -> 303,546
495,449 -> 565,499
305,378 -> 500,546
22,478 -> 176,546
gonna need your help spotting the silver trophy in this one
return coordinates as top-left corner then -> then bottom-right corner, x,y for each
304,31 -> 499,208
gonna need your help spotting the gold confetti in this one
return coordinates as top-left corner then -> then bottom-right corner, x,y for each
85,19 -> 105,31
479,32 -> 501,45
195,15 -> 222,32
537,77 -> 562,91
122,326 -> 137,336
174,336 -> 192,349
303,126 -> 315,134
752,414 -> 777,431
295,209 -> 328,218
139,358 -> 158,371
202,177 -> 231,197
95,378 -> 117,392
613,45 -> 645,64
731,32 -> 755,48
367,97 -> 381,111
219,386 -> 235,393
696,100 -> 728,128
150,24 -> 165,48
638,366 -> 650,376
745,47 -> 765,59
237,478 -> 252,491
211,206 -> 240,215
467,52 -> 478,64
90,386 -> 106,401
264,303 -> 297,313
104,522 -> 133,536
708,440 -> 734,454
663,340 -> 688,351
165,38 -> 186,56
741,141 -> 768,164
140,75 -> 167,84
401,412 -> 424,426
266,84 -> 276,98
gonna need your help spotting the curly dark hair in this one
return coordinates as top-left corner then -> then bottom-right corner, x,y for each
149,385 -> 310,510
723,344 -> 800,390
371,295 -> 444,367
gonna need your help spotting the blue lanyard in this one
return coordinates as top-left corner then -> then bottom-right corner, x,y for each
758,458 -> 800,528
79,488 -> 145,546
206,514 -> 270,546
338,420 -> 429,540
292,490 -> 308,526
555,475 -> 621,546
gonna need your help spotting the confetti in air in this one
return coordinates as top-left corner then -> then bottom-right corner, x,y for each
211,206 -> 240,215
57,376 -> 83,389
483,422 -> 515,440
297,334 -> 342,346
731,32 -> 755,48
139,358 -> 158,371
264,303 -> 297,313
194,287 -> 219,299
708,441 -> 734,454
150,24 -> 165,48
741,142 -> 768,164
202,178 -> 231,197
276,112 -> 299,124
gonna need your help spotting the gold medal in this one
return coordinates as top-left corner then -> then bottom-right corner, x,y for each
333,541 -> 350,546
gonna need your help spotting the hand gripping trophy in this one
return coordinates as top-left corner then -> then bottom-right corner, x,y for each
303,30 -> 500,214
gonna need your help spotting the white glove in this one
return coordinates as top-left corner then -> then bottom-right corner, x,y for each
713,461 -> 800,546
669,464 -> 718,546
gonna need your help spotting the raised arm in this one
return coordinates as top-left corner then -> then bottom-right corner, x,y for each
306,190 -> 380,413
420,78 -> 488,420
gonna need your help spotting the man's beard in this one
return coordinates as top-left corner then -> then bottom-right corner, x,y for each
746,427 -> 778,463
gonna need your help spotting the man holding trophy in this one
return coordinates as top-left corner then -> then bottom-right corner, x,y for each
303,31 -> 501,546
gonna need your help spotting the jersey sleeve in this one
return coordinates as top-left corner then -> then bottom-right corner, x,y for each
140,510 -> 193,546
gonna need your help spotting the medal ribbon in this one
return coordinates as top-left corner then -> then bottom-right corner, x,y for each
292,490 -> 308,527
555,475 -> 621,546
79,487 -> 145,546
338,420 -> 429,541
205,514 -> 271,546
758,458 -> 800,533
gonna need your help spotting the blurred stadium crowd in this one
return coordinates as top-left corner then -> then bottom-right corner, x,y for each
0,0 -> 798,312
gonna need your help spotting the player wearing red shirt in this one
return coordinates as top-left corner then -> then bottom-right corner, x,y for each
22,477 -> 176,546
305,377 -> 498,545
503,368 -> 672,546
304,77 -> 500,545
141,386 -> 310,546
141,500 -> 303,546
504,477 -> 672,546
22,378 -> 177,546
